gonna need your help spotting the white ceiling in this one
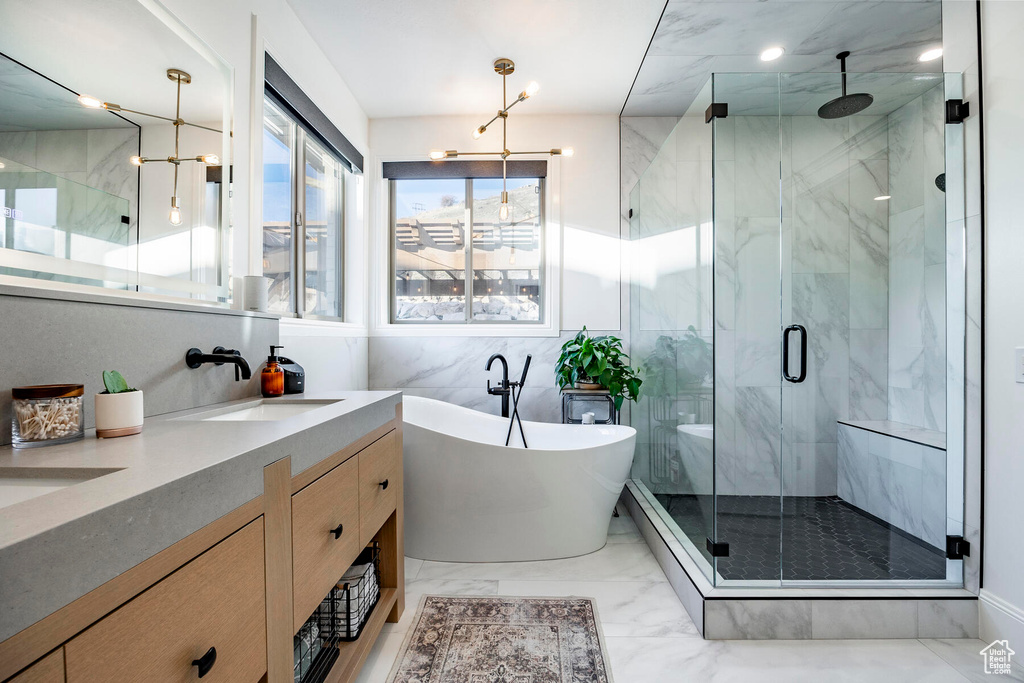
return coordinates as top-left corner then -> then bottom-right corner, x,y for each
623,0 -> 944,116
285,0 -> 667,118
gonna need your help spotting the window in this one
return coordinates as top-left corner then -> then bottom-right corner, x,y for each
262,94 -> 344,319
389,164 -> 544,324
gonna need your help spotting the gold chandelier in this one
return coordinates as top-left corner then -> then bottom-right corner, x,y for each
429,58 -> 572,222
78,68 -> 222,226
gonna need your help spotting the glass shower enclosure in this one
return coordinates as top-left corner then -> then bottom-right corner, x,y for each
629,70 -> 966,587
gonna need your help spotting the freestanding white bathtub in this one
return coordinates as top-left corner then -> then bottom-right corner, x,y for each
403,396 -> 637,562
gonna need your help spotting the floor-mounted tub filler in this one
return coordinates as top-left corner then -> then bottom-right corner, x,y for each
402,396 -> 636,562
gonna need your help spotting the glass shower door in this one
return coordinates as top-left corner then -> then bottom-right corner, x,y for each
710,72 -> 785,584
774,70 -> 964,584
709,70 -> 966,586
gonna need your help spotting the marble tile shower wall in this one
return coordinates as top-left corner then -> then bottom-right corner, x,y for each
887,85 -> 947,432
715,114 -> 891,497
0,129 -> 140,243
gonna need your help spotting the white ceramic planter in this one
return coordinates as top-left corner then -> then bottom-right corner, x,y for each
94,390 -> 144,438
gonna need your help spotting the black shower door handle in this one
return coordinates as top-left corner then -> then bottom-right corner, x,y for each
783,324 -> 807,383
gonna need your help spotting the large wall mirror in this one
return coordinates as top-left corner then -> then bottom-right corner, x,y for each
0,0 -> 232,302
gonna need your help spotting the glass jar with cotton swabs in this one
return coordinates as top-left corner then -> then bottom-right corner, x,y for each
11,384 -> 85,448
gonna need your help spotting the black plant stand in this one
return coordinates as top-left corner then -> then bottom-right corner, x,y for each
561,389 -> 618,425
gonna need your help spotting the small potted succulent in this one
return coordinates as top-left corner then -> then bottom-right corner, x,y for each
555,327 -> 643,410
94,370 -> 143,438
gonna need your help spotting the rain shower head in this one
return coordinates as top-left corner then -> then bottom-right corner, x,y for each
818,51 -> 874,119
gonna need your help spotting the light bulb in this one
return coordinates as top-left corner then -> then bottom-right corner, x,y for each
429,150 -> 446,160
499,203 -> 510,222
77,94 -> 103,108
169,197 -> 182,226
919,47 -> 943,62
525,81 -> 540,97
473,126 -> 486,139
129,156 -> 143,166
199,154 -> 220,165
557,147 -> 574,157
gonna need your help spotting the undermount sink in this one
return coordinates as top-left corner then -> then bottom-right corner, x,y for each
0,467 -> 122,509
187,399 -> 343,422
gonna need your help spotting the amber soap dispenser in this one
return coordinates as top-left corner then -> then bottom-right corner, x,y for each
261,345 -> 285,397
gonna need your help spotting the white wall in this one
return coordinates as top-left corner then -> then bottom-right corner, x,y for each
157,0 -> 371,390
365,115 -> 621,421
975,0 -> 1024,646
369,114 -> 621,333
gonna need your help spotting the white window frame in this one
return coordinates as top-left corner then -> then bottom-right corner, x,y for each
262,93 -> 345,322
370,154 -> 562,338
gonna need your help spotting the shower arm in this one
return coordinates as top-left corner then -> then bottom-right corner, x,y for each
839,51 -> 849,96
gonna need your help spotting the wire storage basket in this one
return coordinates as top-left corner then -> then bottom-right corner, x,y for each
318,542 -> 381,642
293,614 -> 336,683
293,543 -> 381,683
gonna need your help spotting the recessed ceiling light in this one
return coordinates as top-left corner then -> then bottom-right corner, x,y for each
919,47 -> 943,62
874,195 -> 891,201
760,46 -> 785,62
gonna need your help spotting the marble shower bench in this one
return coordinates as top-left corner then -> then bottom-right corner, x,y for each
837,420 -> 947,550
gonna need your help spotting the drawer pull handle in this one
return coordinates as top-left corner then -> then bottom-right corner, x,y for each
330,523 -> 344,539
379,479 -> 389,490
192,646 -> 217,678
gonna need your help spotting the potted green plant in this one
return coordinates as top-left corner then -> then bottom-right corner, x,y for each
555,327 -> 643,410
641,327 -> 713,397
94,370 -> 143,438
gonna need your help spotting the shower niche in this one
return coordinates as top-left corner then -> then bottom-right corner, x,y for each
628,69 -> 967,591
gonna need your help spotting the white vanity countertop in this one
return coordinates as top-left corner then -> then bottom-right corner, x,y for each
0,390 -> 402,643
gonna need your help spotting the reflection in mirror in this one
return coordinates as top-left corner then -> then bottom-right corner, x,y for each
0,0 -> 232,303
0,53 -> 138,290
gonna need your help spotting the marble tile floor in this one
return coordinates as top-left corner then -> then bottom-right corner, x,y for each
354,505 -> 1016,683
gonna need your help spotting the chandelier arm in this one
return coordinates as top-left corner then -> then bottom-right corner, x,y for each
506,151 -> 559,155
476,113 -> 502,132
447,151 -> 505,156
500,97 -> 528,116
181,121 -> 225,135
105,106 -> 224,135
112,107 -> 179,125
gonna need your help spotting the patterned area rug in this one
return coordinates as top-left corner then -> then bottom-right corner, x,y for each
386,596 -> 614,683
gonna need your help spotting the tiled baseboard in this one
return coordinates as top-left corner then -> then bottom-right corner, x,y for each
620,481 -> 979,640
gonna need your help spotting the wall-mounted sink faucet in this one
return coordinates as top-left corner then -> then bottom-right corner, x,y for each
185,346 -> 252,381
485,353 -> 511,417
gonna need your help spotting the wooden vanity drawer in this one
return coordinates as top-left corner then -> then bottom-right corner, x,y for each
65,520 -> 266,683
291,455 -> 360,627
8,649 -> 64,683
358,431 -> 399,545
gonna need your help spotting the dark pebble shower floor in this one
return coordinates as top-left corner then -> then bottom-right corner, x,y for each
655,494 -> 947,581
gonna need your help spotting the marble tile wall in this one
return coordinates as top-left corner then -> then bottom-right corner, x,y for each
837,423 -> 947,548
887,84 -> 947,432
0,129 -> 140,255
368,334 -> 576,423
